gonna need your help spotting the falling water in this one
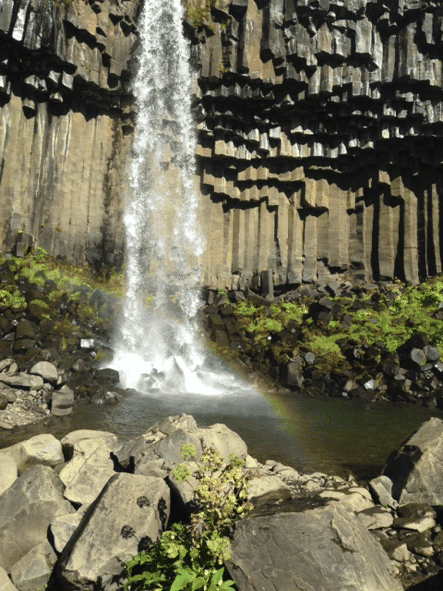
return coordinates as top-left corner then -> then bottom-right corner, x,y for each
110,0 -> 213,394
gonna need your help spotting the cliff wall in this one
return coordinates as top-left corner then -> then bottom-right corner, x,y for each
196,0 -> 443,289
0,0 -> 140,268
2,0 -> 443,289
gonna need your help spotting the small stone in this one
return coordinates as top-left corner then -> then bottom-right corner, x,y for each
0,358 -> 14,372
410,348 -> 427,366
424,345 -> 439,362
51,386 -> 74,416
80,338 -> 95,349
30,361 -> 58,384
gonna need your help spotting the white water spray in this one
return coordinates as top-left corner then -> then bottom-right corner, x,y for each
110,0 -> 217,394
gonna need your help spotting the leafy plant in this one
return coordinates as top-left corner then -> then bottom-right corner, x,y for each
123,445 -> 252,591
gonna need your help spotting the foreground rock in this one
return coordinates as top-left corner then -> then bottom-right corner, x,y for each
383,417 -> 443,505
57,474 -> 170,591
0,465 -> 73,572
3,414 -> 443,590
227,503 -> 402,591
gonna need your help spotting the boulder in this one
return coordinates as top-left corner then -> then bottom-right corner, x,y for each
357,507 -> 394,530
198,423 -> 248,461
60,430 -> 118,461
226,503 -> 403,591
57,474 -> 170,591
383,417 -> 443,504
0,465 -> 74,571
116,415 -> 247,473
58,442 -> 116,506
51,386 -> 74,416
0,434 -> 64,475
368,475 -> 397,508
0,455 -> 18,495
30,361 -> 58,383
50,512 -> 84,553
247,475 -> 292,507
10,542 -> 57,591
0,567 -> 19,591
0,374 -> 43,390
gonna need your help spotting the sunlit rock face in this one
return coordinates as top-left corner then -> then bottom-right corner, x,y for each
2,0 -> 443,288
194,0 -> 443,289
0,0 -> 142,268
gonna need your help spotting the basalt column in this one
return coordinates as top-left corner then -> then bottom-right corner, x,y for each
0,0 -> 141,267
193,0 -> 443,290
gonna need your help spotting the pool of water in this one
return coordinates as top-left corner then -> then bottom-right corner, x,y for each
0,385 -> 439,481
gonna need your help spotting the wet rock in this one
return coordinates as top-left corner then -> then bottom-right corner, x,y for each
51,386 -> 74,416
0,374 -> 43,390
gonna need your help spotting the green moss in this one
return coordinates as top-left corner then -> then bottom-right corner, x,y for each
0,288 -> 26,310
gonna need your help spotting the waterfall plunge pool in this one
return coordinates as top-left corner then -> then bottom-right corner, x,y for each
0,386 -> 439,481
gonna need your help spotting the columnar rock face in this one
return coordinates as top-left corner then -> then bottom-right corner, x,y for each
0,0 -> 140,268
194,0 -> 443,289
2,0 -> 443,289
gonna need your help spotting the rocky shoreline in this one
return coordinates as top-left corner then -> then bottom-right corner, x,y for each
203,277 -> 443,409
3,249 -> 443,434
1,414 -> 443,590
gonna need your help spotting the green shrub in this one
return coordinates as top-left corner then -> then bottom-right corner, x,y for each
123,445 -> 252,591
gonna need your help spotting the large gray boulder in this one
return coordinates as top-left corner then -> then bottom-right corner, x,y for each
115,414 -> 247,473
57,474 -> 170,591
0,465 -> 74,572
61,430 -> 118,460
0,434 -> 64,475
383,417 -> 443,504
226,503 -> 403,591
58,438 -> 116,506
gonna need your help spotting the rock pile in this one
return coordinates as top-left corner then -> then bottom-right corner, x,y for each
1,415 -> 443,590
0,263 -> 122,430
203,279 -> 443,408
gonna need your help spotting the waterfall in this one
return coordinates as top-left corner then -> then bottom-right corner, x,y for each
110,0 -> 213,394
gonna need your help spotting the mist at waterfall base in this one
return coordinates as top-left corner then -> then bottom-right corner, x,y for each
108,0 -> 254,400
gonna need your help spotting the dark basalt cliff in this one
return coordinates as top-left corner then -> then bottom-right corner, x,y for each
2,0 -> 443,289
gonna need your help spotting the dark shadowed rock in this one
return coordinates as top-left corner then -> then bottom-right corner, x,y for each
226,503 -> 402,591
383,417 -> 443,504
